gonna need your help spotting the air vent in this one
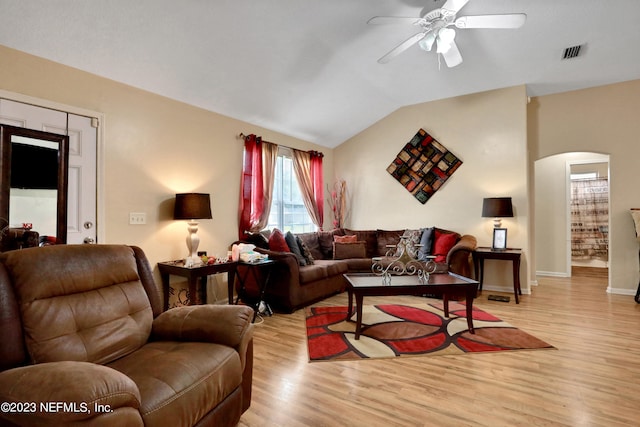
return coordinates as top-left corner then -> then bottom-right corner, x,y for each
562,44 -> 583,60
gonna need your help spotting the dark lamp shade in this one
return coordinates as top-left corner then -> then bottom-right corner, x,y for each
482,197 -> 514,218
174,193 -> 212,220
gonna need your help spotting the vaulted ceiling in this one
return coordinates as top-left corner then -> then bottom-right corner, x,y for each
1,0 -> 639,147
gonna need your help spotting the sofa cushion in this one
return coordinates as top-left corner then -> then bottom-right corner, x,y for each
317,230 -> 339,259
418,227 -> 435,261
298,264 -> 328,284
333,241 -> 366,259
433,230 -> 459,263
297,232 -> 323,260
107,341 -> 241,426
285,231 -> 306,266
344,229 -> 378,258
322,259 -> 349,276
298,260 -> 348,285
376,229 -> 404,257
341,258 -> 373,272
268,228 -> 290,252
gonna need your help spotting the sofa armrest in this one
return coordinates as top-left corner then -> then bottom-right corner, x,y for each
254,248 -> 304,311
255,248 -> 299,271
446,234 -> 478,277
152,304 -> 254,348
0,361 -> 141,426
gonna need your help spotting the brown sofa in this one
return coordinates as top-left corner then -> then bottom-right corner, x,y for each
239,228 -> 476,313
0,227 -> 40,252
0,244 -> 254,427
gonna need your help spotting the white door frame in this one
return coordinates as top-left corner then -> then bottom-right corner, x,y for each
564,156 -> 611,280
0,89 -> 105,244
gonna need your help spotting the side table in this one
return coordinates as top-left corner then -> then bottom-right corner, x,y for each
231,259 -> 276,322
472,247 -> 522,304
158,260 -> 237,310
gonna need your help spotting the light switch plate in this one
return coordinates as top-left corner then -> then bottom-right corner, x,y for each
129,212 -> 146,225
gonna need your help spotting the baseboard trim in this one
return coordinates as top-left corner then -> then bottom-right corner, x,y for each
536,271 -> 570,278
480,284 -> 531,295
607,286 -> 636,296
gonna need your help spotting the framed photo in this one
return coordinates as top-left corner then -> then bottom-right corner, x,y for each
492,228 -> 507,250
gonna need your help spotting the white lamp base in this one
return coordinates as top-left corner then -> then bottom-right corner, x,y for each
185,220 -> 203,265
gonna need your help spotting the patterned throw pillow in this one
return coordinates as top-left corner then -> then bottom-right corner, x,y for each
334,234 -> 357,243
296,236 -> 315,265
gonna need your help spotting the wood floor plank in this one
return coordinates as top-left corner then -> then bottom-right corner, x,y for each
239,274 -> 640,426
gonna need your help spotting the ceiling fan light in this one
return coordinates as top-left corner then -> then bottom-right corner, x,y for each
436,27 -> 456,53
418,32 -> 436,51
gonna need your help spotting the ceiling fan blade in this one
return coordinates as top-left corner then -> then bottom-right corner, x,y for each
442,0 -> 470,15
455,14 -> 526,29
367,16 -> 423,25
378,32 -> 426,64
441,40 -> 463,67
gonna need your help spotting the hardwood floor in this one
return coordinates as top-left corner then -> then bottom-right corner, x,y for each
239,273 -> 640,426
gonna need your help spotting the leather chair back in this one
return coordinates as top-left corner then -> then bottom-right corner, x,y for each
0,245 -> 160,370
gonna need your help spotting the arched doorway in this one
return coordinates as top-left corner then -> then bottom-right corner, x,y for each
534,152 -> 610,286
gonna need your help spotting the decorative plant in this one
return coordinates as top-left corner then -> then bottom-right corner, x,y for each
328,180 -> 348,229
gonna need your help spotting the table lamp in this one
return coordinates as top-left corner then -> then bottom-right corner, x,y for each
482,197 -> 513,250
174,193 -> 212,265
482,197 -> 514,228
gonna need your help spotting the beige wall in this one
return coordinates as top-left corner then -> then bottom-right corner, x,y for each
335,85 -> 530,294
529,79 -> 640,294
0,45 -> 333,300
4,41 -> 639,298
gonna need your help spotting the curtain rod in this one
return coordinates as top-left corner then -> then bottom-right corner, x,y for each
237,133 -> 323,157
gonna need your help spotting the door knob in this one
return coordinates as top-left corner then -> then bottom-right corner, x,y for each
83,237 -> 95,244
84,221 -> 94,229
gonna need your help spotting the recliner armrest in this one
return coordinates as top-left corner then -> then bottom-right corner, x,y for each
152,304 -> 254,348
152,305 -> 254,372
0,361 -> 141,426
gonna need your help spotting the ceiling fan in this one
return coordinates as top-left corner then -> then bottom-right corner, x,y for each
368,0 -> 526,67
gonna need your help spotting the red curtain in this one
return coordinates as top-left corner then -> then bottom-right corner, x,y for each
310,151 -> 324,228
238,134 -> 263,239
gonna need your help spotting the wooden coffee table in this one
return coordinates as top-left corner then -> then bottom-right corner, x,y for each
344,272 -> 479,339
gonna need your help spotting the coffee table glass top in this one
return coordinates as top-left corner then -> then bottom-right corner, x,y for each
344,272 -> 477,288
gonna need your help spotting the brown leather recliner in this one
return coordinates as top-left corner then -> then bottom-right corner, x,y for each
0,244 -> 254,426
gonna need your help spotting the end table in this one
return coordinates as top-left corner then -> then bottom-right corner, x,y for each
158,260 -> 237,310
472,247 -> 522,304
231,259 -> 276,322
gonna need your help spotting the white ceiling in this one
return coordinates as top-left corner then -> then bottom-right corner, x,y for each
1,0 -> 639,148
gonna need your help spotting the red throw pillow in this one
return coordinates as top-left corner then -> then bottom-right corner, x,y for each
268,229 -> 290,252
334,234 -> 357,243
433,231 -> 458,263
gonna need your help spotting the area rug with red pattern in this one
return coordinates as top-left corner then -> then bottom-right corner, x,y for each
305,302 -> 554,361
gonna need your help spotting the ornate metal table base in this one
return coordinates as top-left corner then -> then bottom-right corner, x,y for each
371,236 -> 436,285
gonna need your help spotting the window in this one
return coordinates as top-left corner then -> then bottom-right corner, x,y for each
265,148 -> 316,233
571,172 -> 597,180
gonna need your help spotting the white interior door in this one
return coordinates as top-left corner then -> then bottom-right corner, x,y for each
66,114 -> 97,244
0,98 -> 97,244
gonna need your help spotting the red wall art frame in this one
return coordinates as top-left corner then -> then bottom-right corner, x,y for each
386,128 -> 463,204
